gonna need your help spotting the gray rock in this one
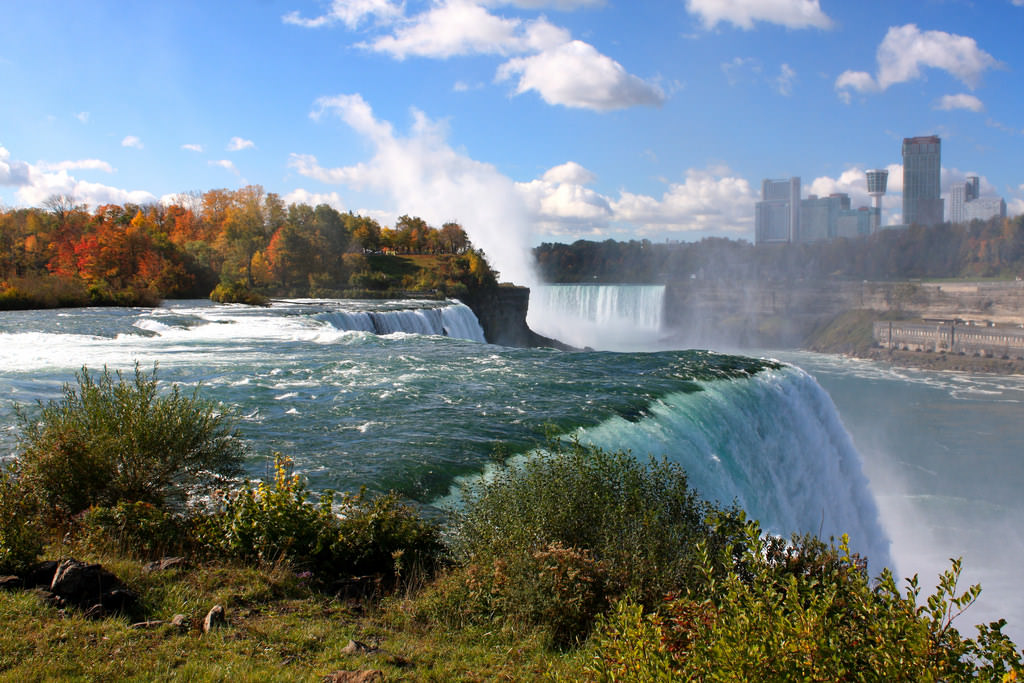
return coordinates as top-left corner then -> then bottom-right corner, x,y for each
171,613 -> 190,631
322,671 -> 384,683
142,557 -> 189,573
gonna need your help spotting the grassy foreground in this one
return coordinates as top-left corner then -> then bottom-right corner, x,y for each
0,554 -> 585,681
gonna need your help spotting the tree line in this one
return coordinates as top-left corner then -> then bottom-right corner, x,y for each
0,186 -> 495,308
534,213 -> 1024,283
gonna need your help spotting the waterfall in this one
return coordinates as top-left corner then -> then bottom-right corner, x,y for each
527,284 -> 667,350
576,364 -> 891,569
316,301 -> 485,343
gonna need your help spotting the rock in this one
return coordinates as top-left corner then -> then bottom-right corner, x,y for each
142,557 -> 189,573
202,604 -> 226,633
322,671 -> 384,683
0,575 -> 22,591
341,640 -> 378,655
171,614 -> 190,631
24,560 -> 58,588
49,558 -> 136,614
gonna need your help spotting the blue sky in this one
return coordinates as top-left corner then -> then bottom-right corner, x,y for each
2,0 -> 1023,281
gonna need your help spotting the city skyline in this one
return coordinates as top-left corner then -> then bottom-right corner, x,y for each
2,1 -> 1023,280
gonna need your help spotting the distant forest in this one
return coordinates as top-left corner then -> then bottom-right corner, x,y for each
0,186 -> 496,309
534,214 -> 1024,284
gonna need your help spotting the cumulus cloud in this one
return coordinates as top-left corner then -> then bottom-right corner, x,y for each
836,24 -> 1000,99
286,0 -> 660,112
686,0 -> 832,30
75,112 -> 89,124
121,135 -> 144,149
182,143 -> 204,152
282,188 -> 346,210
1,147 -> 35,186
935,93 -> 984,112
295,93 -> 537,283
365,1 -> 526,59
610,166 -> 755,235
516,162 -> 612,227
1,146 -> 153,207
496,40 -> 664,110
227,136 -> 255,151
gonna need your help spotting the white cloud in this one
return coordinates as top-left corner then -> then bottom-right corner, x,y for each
496,40 -> 665,111
516,162 -> 612,226
297,93 -> 537,283
366,1 -> 525,59
293,0 -> 658,112
1009,198 -> 1024,218
210,159 -> 239,174
1,146 -> 153,207
835,24 -> 1000,99
935,93 -> 984,112
2,146 -> 155,207
775,63 -> 796,95
227,136 -> 255,151
0,146 -> 33,186
121,135 -> 143,149
282,188 -> 346,211
36,159 -> 115,173
182,143 -> 204,152
74,112 -> 89,124
610,166 -> 755,234
282,0 -> 403,29
686,0 -> 832,30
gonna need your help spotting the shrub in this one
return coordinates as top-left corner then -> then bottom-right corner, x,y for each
78,501 -> 197,559
203,455 -> 442,581
585,521 -> 1024,680
14,364 -> 246,518
441,439 -> 745,643
0,468 -> 43,574
209,281 -> 269,305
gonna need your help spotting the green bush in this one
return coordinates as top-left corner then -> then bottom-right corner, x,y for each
209,281 -> 269,305
440,439 -> 745,643
14,364 -> 246,518
0,468 -> 43,574
585,521 -> 1024,680
78,501 -> 197,559
203,455 -> 442,581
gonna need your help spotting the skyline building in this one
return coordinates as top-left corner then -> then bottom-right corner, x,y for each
866,169 -> 888,233
948,175 -> 1006,224
755,177 -> 800,244
902,135 -> 944,227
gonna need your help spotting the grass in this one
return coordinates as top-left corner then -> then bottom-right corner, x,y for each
0,549 -> 585,682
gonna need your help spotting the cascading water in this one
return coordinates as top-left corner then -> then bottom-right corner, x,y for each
527,284 -> 667,350
575,364 -> 891,569
313,300 -> 485,342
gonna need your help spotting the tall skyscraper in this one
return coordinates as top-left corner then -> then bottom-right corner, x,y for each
902,136 -> 943,227
755,177 -> 800,244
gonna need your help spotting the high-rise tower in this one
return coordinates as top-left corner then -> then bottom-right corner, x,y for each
866,169 -> 888,233
902,136 -> 943,227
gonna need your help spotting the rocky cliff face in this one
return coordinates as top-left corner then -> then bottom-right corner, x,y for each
662,279 -> 1024,349
463,285 -> 571,349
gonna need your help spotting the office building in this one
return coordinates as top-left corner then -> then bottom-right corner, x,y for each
755,177 -> 800,244
902,136 -> 943,227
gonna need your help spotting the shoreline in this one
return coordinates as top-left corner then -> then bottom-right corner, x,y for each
849,347 -> 1024,375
